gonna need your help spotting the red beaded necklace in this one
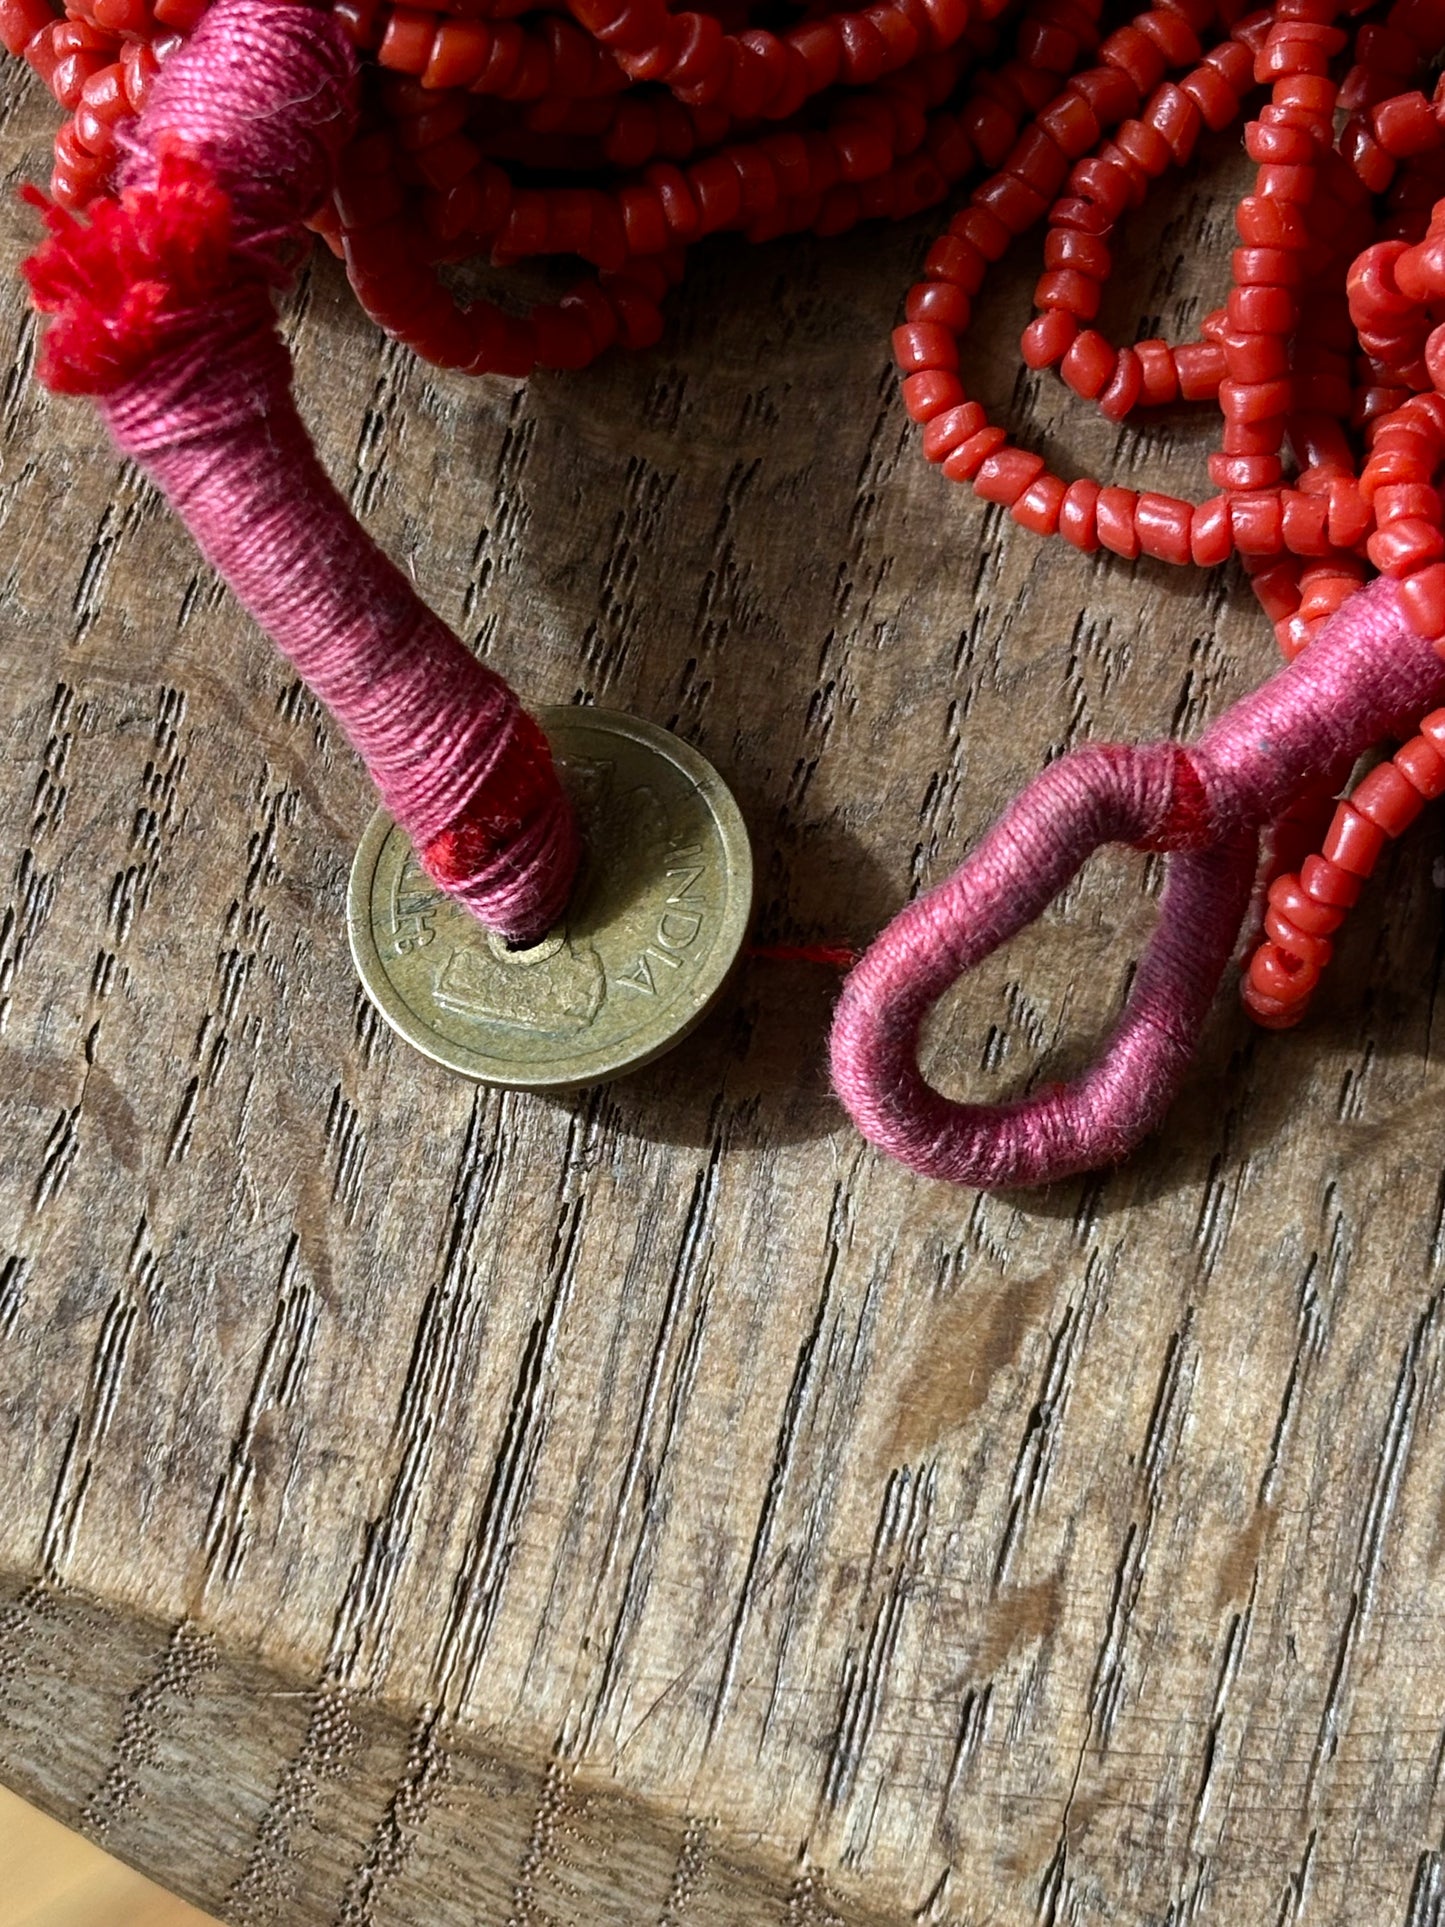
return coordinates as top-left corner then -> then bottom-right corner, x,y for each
9,0 -> 1445,1184
889,0 -> 1445,1031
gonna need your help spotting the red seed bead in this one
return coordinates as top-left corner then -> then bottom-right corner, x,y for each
1136,9 -> 1200,68
1097,347 -> 1144,420
974,170 -> 1050,233
1021,309 -> 1077,368
1233,246 -> 1305,287
1220,376 -> 1291,421
907,280 -> 973,332
1100,23 -> 1165,94
941,424 -> 1008,482
1280,492 -> 1330,556
1181,60 -> 1240,131
1279,611 -> 1319,659
1325,478 -> 1371,549
1174,340 -> 1224,399
1035,267 -> 1101,319
1274,74 -> 1335,117
1038,89 -> 1102,157
1396,735 -> 1445,799
691,154 -> 745,230
974,445 -> 1046,505
1248,941 -> 1320,1003
1070,154 -> 1135,222
1209,453 -> 1283,490
1223,330 -> 1290,382
1249,558 -> 1300,620
378,8 -> 435,72
1044,227 -> 1111,276
1374,483 -> 1441,525
1264,906 -> 1333,968
422,22 -> 491,86
1095,485 -> 1141,557
1237,196 -> 1310,252
925,235 -> 988,293
1011,472 -> 1067,535
893,321 -> 959,372
1230,491 -> 1285,554
1357,443 -> 1428,500
1245,118 -> 1315,164
0,0 -> 52,56
1292,416 -> 1353,477
952,205 -> 1012,262
1242,979 -> 1305,1028
922,401 -> 987,461
1148,81 -> 1202,163
1060,327 -> 1116,398
1396,236 -> 1445,304
1115,117 -> 1172,176
1073,61 -> 1142,124
1367,517 -> 1445,575
1134,337 -> 1179,404
1058,477 -> 1102,550
1129,491 -> 1190,564
1373,90 -> 1438,159
1227,284 -> 1296,333
1190,495 -> 1234,566
1398,563 -> 1445,640
1322,802 -> 1387,876
1300,853 -> 1361,909
1008,124 -> 1070,199
1268,872 -> 1345,936
1351,760 -> 1427,837
902,369 -> 966,421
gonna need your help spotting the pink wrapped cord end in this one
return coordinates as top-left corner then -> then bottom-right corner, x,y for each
831,578 -> 1445,1189
23,0 -> 579,946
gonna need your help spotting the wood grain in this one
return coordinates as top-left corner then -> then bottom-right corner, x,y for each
4,59 -> 1445,1927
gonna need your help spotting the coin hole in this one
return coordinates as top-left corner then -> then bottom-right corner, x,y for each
489,928 -> 568,966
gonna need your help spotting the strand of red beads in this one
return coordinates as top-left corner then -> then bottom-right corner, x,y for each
10,0 -> 1445,1031
892,0 -> 1445,1026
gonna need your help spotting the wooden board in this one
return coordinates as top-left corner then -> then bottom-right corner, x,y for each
4,59 -> 1445,1927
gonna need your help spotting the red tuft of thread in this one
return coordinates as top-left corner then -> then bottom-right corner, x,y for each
23,144 -> 232,394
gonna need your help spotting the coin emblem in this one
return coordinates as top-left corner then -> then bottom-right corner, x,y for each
348,707 -> 754,1088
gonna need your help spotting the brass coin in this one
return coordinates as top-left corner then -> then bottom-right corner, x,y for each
347,706 -> 753,1089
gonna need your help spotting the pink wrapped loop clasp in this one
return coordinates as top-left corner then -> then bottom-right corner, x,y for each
830,745 -> 1257,1189
831,578 -> 1445,1188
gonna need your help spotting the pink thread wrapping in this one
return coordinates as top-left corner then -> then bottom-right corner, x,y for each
830,578 -> 1445,1190
25,0 -> 578,941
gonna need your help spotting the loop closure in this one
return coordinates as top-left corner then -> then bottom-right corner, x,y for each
831,578 -> 1445,1188
830,743 -> 1256,1188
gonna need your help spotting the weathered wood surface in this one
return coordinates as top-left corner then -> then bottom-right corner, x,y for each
4,56 -> 1445,1925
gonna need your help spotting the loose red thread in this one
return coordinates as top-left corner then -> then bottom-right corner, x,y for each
747,943 -> 862,969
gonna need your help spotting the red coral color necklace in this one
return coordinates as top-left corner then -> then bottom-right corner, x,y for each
10,0 -> 1445,1185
